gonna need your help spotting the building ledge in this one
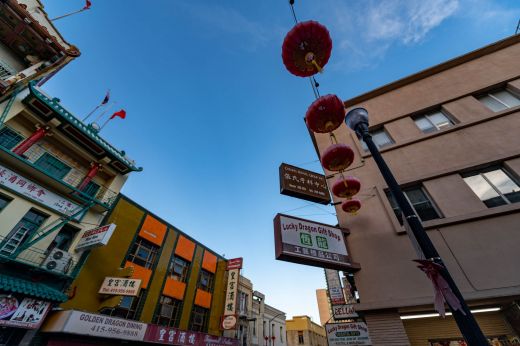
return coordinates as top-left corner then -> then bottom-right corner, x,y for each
0,273 -> 68,302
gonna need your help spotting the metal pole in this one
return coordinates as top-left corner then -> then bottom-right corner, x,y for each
359,125 -> 488,345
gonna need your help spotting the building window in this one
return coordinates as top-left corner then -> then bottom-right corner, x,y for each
154,295 -> 182,327
189,306 -> 208,332
102,289 -> 146,320
0,60 -> 15,80
0,209 -> 47,256
198,270 -> 214,292
81,180 -> 100,198
414,110 -> 453,133
34,153 -> 71,180
127,237 -> 159,269
47,224 -> 80,253
0,127 -> 23,150
263,321 -> 266,337
238,291 -> 249,315
0,194 -> 12,212
280,326 -> 283,343
169,255 -> 190,282
478,89 -> 520,112
463,167 -> 520,208
360,128 -> 394,151
298,331 -> 304,345
386,186 -> 441,225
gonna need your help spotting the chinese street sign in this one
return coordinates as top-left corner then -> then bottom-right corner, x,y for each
326,322 -> 371,346
222,257 -> 242,330
144,324 -> 239,346
76,224 -> 117,251
325,269 -> 346,305
0,164 -> 81,219
274,214 -> 360,272
0,295 -> 51,329
279,163 -> 331,205
331,304 -> 358,319
98,277 -> 142,296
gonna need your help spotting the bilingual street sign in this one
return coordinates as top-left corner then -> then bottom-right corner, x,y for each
274,214 -> 360,272
279,163 -> 331,205
326,322 -> 372,346
76,224 -> 116,251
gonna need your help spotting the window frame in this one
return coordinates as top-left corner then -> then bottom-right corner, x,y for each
462,166 -> 520,208
198,269 -> 214,292
360,127 -> 395,151
169,255 -> 190,282
413,110 -> 454,133
0,127 -> 24,150
127,237 -> 159,269
478,88 -> 520,111
102,289 -> 146,320
154,295 -> 182,327
298,331 -> 304,345
34,152 -> 72,180
0,194 -> 12,213
385,185 -> 442,225
189,306 -> 209,332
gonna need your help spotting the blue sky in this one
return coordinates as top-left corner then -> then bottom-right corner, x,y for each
43,0 -> 519,323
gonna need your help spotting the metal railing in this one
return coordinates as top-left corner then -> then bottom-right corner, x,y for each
0,235 -> 79,278
0,126 -> 118,208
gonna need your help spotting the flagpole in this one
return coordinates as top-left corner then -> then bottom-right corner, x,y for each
93,102 -> 116,124
51,8 -> 89,22
99,117 -> 113,131
82,104 -> 101,122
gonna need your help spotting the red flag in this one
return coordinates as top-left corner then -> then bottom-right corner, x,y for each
110,109 -> 126,120
83,0 -> 92,10
101,90 -> 110,105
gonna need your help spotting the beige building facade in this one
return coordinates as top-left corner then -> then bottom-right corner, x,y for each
286,316 -> 326,346
311,34 -> 520,345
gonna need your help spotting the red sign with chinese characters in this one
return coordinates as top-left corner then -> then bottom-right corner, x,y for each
144,325 -> 239,346
226,258 -> 243,270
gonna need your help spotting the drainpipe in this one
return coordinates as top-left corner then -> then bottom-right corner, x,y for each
12,125 -> 50,155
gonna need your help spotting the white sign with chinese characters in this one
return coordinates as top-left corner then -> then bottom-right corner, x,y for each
223,269 -> 239,318
76,224 -> 116,251
325,269 -> 346,305
98,277 -> 142,296
326,322 -> 371,346
0,164 -> 80,217
279,214 -> 349,264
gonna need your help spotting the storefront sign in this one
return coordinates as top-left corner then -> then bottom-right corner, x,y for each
279,163 -> 331,205
42,310 -> 147,341
274,214 -> 360,272
98,277 -> 141,296
325,269 -> 346,305
326,322 -> 371,346
331,304 -> 358,319
144,325 -> 239,346
75,224 -> 116,251
223,269 -> 239,318
0,295 -> 51,329
226,257 -> 243,270
0,164 -> 80,218
221,315 -> 237,330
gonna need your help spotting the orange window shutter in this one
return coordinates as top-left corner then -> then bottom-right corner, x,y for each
202,251 -> 217,273
163,278 -> 186,301
175,235 -> 195,261
124,261 -> 152,289
194,289 -> 212,309
138,215 -> 167,246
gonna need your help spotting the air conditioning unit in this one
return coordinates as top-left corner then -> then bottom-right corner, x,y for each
41,248 -> 73,274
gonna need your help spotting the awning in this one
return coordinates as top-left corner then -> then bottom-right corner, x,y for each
0,273 -> 68,302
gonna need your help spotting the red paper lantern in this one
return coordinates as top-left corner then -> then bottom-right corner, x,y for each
341,199 -> 361,214
282,20 -> 332,77
305,94 -> 345,133
332,177 -> 361,199
321,144 -> 354,171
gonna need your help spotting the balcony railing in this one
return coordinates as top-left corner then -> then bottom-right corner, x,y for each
0,127 -> 118,208
0,235 -> 80,279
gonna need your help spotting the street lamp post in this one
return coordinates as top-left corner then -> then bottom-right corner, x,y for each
344,108 -> 488,345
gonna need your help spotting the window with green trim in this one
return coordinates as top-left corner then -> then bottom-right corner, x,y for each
81,180 -> 100,198
154,295 -> 182,327
189,306 -> 209,332
0,194 -> 12,212
198,269 -> 214,292
0,127 -> 23,150
34,153 -> 71,180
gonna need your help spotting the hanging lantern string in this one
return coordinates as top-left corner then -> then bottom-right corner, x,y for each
288,0 -> 322,100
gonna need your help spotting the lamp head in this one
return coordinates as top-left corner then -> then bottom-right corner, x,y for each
344,107 -> 369,136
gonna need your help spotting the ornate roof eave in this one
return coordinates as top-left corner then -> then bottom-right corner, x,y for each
24,82 -> 142,173
3,0 -> 80,57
